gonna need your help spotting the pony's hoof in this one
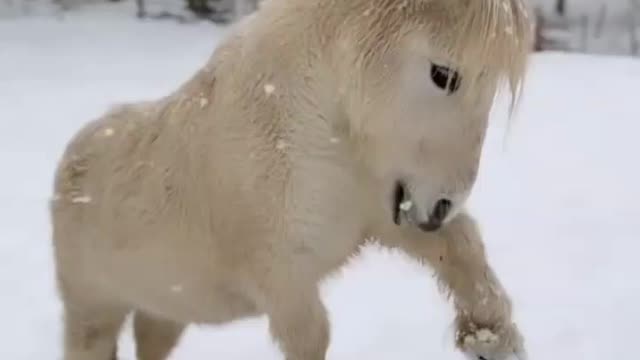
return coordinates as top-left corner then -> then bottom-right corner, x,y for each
457,324 -> 527,360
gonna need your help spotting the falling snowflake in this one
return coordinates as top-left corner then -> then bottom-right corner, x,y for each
103,128 -> 114,137
276,139 -> 287,150
264,83 -> 276,95
199,98 -> 209,108
329,137 -> 340,144
71,195 -> 92,204
170,284 -> 183,293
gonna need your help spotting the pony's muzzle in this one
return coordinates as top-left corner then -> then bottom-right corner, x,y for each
392,182 -> 451,232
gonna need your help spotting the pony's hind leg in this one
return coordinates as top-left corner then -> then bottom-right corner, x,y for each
133,311 -> 185,360
61,299 -> 129,360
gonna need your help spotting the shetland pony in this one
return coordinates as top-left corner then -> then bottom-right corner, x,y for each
50,0 -> 533,359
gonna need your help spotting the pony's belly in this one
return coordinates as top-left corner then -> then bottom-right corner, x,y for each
101,262 -> 261,324
127,282 -> 261,325
87,236 -> 261,324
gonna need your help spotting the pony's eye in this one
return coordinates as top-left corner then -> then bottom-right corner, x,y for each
430,63 -> 461,94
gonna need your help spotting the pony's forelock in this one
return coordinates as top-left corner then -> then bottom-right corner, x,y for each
427,0 -> 533,115
339,0 -> 533,115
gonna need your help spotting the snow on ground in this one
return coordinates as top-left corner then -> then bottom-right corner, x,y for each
1,4 -> 640,360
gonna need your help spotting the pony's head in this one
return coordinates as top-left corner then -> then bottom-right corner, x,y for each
333,0 -> 532,231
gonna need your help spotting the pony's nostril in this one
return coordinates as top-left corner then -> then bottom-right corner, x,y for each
431,198 -> 452,223
418,198 -> 452,232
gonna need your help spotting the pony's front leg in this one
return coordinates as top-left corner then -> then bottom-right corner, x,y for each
380,212 -> 526,360
263,281 -> 330,360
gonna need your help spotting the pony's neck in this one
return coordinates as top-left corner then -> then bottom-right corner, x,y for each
242,1 -> 349,151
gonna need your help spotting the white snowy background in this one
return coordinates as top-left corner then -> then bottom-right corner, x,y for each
1,1 -> 639,359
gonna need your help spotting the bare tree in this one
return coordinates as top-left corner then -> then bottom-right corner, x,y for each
135,0 -> 146,18
579,14 -> 589,52
186,0 -> 214,17
533,7 -> 545,51
630,0 -> 639,56
556,0 -> 566,17
594,4 -> 607,38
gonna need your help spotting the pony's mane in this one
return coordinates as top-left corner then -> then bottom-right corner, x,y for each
425,0 -> 533,113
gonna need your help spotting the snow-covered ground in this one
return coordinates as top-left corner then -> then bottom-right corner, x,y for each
1,3 -> 640,360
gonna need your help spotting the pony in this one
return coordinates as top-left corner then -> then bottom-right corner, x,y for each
49,0 -> 533,359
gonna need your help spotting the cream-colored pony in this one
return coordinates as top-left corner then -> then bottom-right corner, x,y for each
50,0 -> 533,359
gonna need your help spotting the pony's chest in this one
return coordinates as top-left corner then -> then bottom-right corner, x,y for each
283,164 -> 371,269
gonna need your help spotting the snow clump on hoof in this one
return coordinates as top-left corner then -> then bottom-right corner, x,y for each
456,322 -> 527,360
